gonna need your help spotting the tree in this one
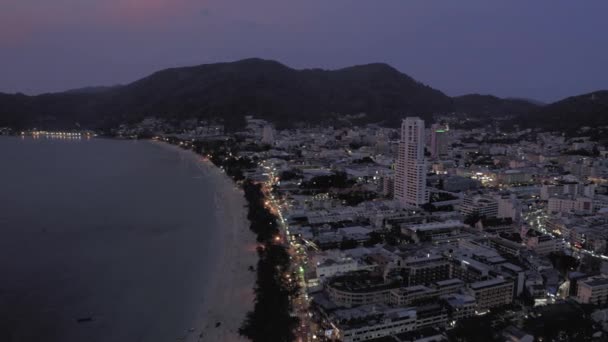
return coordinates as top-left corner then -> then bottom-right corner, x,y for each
335,191 -> 377,206
421,203 -> 436,213
279,169 -> 301,181
464,213 -> 482,226
299,172 -> 353,190
353,156 -> 375,164
437,178 -> 444,190
548,252 -> 579,276
340,238 -> 358,250
447,316 -> 498,342
364,232 -> 383,247
580,254 -> 602,274
239,180 -> 299,341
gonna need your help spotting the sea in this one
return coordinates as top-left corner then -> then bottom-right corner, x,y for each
0,136 -> 221,342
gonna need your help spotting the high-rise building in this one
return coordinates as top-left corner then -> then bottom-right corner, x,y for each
261,124 -> 275,145
395,117 -> 428,207
430,123 -> 449,159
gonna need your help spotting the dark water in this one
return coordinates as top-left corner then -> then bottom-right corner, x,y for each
0,136 -> 221,342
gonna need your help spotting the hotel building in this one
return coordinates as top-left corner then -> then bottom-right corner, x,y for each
395,117 -> 429,207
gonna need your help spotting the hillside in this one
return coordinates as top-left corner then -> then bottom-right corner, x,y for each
519,90 -> 608,132
0,58 -> 453,130
2,58 -> 603,131
453,94 -> 540,117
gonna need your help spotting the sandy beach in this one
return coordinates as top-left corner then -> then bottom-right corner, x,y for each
154,142 -> 256,342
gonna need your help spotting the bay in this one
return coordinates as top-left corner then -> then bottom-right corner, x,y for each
0,136 -> 221,342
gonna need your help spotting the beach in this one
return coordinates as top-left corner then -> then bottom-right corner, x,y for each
154,142 -> 257,342
0,136 -> 257,342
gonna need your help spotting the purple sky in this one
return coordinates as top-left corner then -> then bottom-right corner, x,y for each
1,1 -> 606,102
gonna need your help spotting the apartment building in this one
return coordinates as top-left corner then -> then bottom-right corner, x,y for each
575,275 -> 608,305
468,278 -> 514,312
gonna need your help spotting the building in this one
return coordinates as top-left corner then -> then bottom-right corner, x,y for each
261,124 -> 275,145
395,117 -> 429,207
430,123 -> 449,159
488,236 -> 525,257
388,279 -> 464,307
415,304 -> 448,330
496,170 -> 532,186
459,194 -> 499,218
451,257 -> 491,283
434,278 -> 465,297
540,182 -> 581,200
468,278 -> 514,312
401,254 -> 452,286
326,272 -> 398,307
390,285 -> 437,306
547,196 -> 593,214
316,257 -> 360,281
377,174 -> 395,198
525,234 -> 564,255
393,328 -> 447,342
495,193 -> 521,221
443,175 -> 481,192
502,326 -> 534,342
499,263 -> 526,297
441,293 -> 476,321
575,275 -> 608,305
333,306 -> 417,342
401,220 -> 467,243
541,181 -> 596,200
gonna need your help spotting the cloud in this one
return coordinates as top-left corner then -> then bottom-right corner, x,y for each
0,5 -> 39,45
200,8 -> 211,17
101,0 -> 202,27
0,0 -> 203,45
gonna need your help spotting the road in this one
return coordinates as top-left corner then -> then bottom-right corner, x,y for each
261,163 -> 314,342
523,206 -> 608,261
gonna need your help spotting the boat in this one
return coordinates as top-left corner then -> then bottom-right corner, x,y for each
76,317 -> 93,323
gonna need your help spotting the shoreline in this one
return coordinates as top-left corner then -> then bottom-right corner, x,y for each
152,141 -> 256,342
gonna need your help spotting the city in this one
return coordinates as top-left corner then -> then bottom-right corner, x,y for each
107,112 -> 608,341
2,2 -> 608,342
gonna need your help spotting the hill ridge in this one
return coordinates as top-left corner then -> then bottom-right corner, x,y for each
0,58 -> 603,131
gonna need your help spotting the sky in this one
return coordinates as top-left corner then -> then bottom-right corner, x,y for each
0,1 -> 607,102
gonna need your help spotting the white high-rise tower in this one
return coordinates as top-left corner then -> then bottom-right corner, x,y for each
262,124 -> 275,145
395,117 -> 428,207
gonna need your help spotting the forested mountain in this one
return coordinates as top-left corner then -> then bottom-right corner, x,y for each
453,94 -> 540,117
519,91 -> 608,132
0,58 -> 605,130
0,59 -> 451,129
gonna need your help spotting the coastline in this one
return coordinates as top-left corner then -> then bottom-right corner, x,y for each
152,141 -> 256,342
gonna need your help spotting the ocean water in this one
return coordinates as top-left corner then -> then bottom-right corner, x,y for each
0,136 -> 221,342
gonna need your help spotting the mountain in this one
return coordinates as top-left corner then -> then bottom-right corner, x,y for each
0,58 -> 603,131
62,85 -> 123,94
453,94 -> 541,117
520,90 -> 608,132
506,97 -> 545,106
0,58 -> 453,130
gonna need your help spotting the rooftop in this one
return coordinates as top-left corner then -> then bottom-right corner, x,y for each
470,278 -> 510,290
328,271 -> 399,293
581,276 -> 608,288
435,278 -> 465,288
405,220 -> 466,232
